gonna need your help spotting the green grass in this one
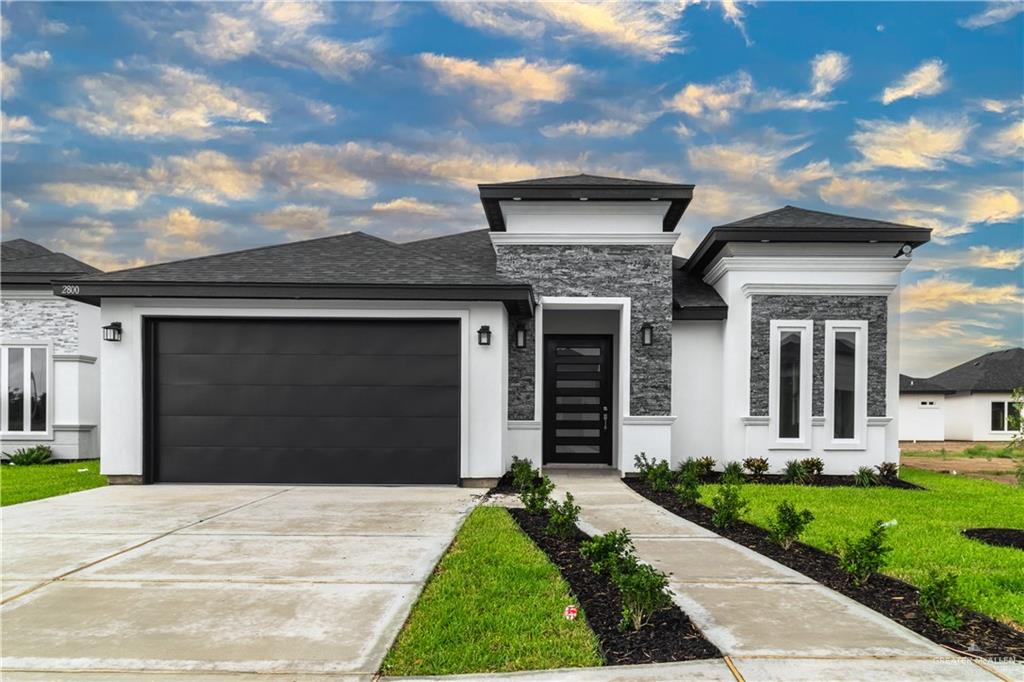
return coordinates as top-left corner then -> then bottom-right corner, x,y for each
0,459 -> 107,506
382,506 -> 602,676
903,444 -> 1021,460
700,468 -> 1024,628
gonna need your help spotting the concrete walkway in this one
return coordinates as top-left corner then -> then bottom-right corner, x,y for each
1,484 -> 480,680
544,469 -> 1018,682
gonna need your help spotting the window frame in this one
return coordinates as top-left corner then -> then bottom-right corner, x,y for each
768,319 -> 813,449
990,399 -> 1021,433
1,342 -> 54,440
824,320 -> 868,449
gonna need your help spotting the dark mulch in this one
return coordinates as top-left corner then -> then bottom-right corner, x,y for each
626,479 -> 1024,661
697,472 -> 921,489
963,528 -> 1024,551
489,471 -> 518,495
508,508 -> 721,665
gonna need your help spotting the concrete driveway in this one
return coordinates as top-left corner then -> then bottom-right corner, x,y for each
1,484 -> 480,680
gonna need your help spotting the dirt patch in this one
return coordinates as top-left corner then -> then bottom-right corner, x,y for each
903,459 -> 1020,486
625,478 -> 1024,660
899,441 -> 1012,454
963,528 -> 1024,551
508,508 -> 721,665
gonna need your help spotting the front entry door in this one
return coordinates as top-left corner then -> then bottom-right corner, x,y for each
543,335 -> 613,465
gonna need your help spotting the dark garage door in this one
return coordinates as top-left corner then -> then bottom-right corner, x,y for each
148,318 -> 460,484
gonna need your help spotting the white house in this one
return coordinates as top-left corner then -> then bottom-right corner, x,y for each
900,348 -> 1023,443
53,174 -> 931,484
1,239 -> 102,460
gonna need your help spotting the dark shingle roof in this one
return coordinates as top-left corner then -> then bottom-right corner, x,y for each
672,256 -> 727,320
720,205 -> 927,231
2,238 -> 101,285
925,348 -> 1024,393
899,374 -> 953,394
408,229 -> 497,274
490,173 -> 677,187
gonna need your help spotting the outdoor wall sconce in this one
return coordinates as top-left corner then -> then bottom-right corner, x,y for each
102,322 -> 123,342
640,322 -> 654,347
514,324 -> 527,349
477,325 -> 492,346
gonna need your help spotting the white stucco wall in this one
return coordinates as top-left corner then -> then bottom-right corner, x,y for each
98,298 -> 507,480
945,392 -> 1017,442
898,394 -> 946,441
671,320 -> 723,466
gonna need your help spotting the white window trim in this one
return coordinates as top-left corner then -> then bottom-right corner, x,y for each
824,320 -> 868,450
990,400 -> 1020,433
1,341 -> 54,440
768,320 -> 813,450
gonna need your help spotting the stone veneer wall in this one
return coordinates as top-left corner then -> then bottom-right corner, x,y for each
1,295 -> 79,352
749,295 -> 888,417
495,244 -> 673,419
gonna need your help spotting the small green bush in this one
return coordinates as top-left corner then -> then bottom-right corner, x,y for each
853,466 -> 880,488
580,529 -> 634,577
800,457 -> 824,480
674,461 -> 701,506
742,457 -> 769,477
635,453 -> 675,492
4,445 -> 53,466
695,456 -> 716,477
520,473 -> 555,514
876,462 -> 899,481
721,461 -> 745,484
546,492 -> 581,538
766,500 -> 814,550
835,520 -> 894,586
710,481 -> 748,529
613,557 -> 673,632
509,456 -> 535,492
918,569 -> 964,631
782,459 -> 809,484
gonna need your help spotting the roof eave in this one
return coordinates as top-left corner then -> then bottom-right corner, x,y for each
673,306 -> 728,321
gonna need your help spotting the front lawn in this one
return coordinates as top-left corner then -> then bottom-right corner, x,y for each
382,506 -> 602,676
0,459 -> 107,506
701,467 -> 1023,628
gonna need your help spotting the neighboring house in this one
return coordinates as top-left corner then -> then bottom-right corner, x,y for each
899,348 -> 1023,442
1,239 -> 102,459
54,174 -> 930,484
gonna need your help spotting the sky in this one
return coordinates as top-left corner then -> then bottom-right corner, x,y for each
1,1 -> 1021,376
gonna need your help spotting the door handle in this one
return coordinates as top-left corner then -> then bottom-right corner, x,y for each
602,406 -> 609,431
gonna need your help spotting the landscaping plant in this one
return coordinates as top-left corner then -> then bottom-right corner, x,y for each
766,500 -> 814,550
580,528 -> 634,576
509,456 -> 535,492
918,569 -> 964,631
674,460 -> 701,507
3,445 -> 53,466
782,459 -> 809,484
546,492 -> 581,539
521,472 -> 555,514
721,461 -> 744,484
853,466 -> 880,488
800,457 -> 824,481
695,456 -> 716,477
710,480 -> 748,529
835,520 -> 894,586
613,556 -> 673,632
742,457 -> 769,478
634,453 -> 675,492
876,461 -> 899,481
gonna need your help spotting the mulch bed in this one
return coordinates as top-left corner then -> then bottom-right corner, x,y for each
508,507 -> 721,665
697,472 -> 922,489
963,528 -> 1024,551
626,478 -> 1024,661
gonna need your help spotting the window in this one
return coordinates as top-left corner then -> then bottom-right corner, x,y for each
824,321 -> 868,447
919,400 -> 935,407
769,320 -> 813,447
991,400 -> 1021,432
2,345 -> 50,435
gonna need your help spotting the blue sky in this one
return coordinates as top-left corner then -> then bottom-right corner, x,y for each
1,1 -> 1021,375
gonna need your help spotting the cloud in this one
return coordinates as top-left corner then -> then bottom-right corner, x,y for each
891,213 -> 972,245
49,217 -> 147,272
372,197 -> 445,216
53,65 -> 268,140
540,111 -> 659,138
964,187 -> 1023,224
41,182 -> 144,212
40,19 -> 69,35
958,2 -> 1024,29
138,208 -> 224,260
901,277 -> 1023,312
254,204 -> 337,239
849,116 -> 972,171
2,50 -> 51,98
1,112 -> 41,142
976,96 -> 1023,114
982,120 -> 1024,157
687,138 -> 832,196
255,143 -> 376,197
442,1 -> 689,60
147,150 -> 262,204
11,50 -> 52,69
720,0 -> 751,46
881,59 -> 947,105
1,61 -> 20,98
1,16 -> 10,39
666,71 -> 754,125
419,53 -> 581,122
912,245 -> 1024,271
755,51 -> 851,111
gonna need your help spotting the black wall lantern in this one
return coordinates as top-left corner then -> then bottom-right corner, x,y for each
477,325 -> 492,346
514,324 -> 527,349
640,322 -> 654,347
102,322 -> 123,342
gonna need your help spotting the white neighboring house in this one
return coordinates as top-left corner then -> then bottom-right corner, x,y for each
52,174 -> 933,484
899,347 -> 1023,443
1,239 -> 102,460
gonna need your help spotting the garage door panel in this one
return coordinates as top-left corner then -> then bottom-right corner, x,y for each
158,384 -> 461,418
157,319 -> 459,357
159,416 -> 460,448
158,354 -> 460,387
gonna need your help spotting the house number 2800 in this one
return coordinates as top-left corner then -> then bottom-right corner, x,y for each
61,285 -> 81,295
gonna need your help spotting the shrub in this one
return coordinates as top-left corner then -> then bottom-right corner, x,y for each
742,457 -> 769,477
509,456 -> 535,492
546,492 -> 581,538
721,461 -> 745,484
835,520 -> 894,586
876,462 -> 900,481
853,466 -> 880,488
918,570 -> 964,631
635,453 -> 675,492
4,445 -> 53,466
695,456 -> 716,477
520,474 -> 555,514
800,457 -> 824,480
766,500 -> 814,550
674,461 -> 701,507
782,459 -> 808,484
710,480 -> 748,529
580,529 -> 634,577
613,556 -> 673,632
